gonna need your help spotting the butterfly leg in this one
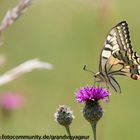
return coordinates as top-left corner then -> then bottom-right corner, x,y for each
93,77 -> 101,87
94,79 -> 102,88
93,76 -> 98,85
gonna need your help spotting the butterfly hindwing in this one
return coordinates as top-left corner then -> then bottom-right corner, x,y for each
108,75 -> 121,93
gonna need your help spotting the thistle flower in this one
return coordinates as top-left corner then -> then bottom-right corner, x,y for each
0,92 -> 26,119
75,86 -> 110,140
0,92 -> 25,110
76,86 -> 110,103
54,105 -> 74,136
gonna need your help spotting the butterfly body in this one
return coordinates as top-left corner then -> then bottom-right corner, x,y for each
94,72 -> 106,82
94,21 -> 140,93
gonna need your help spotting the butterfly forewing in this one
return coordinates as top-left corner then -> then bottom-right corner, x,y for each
100,21 -> 132,72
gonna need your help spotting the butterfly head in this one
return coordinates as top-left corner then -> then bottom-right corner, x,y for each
83,65 -> 105,82
94,72 -> 105,82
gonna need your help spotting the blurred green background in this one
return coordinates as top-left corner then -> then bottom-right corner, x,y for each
0,0 -> 140,140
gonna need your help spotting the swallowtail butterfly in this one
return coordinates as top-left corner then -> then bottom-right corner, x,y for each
84,21 -> 140,93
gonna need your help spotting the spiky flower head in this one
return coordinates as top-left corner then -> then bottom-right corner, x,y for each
54,105 -> 75,127
76,86 -> 110,103
76,86 -> 110,124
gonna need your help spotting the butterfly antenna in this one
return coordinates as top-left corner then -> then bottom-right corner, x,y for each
83,65 -> 96,74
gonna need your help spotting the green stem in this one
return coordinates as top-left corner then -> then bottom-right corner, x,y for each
65,125 -> 71,136
91,122 -> 97,140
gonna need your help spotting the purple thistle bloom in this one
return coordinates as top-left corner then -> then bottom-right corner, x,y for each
76,86 -> 110,103
0,92 -> 25,110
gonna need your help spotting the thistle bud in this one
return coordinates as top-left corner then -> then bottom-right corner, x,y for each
54,105 -> 74,127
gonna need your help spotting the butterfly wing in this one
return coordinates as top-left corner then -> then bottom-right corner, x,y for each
100,21 -> 131,72
100,21 -> 140,75
99,21 -> 140,92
